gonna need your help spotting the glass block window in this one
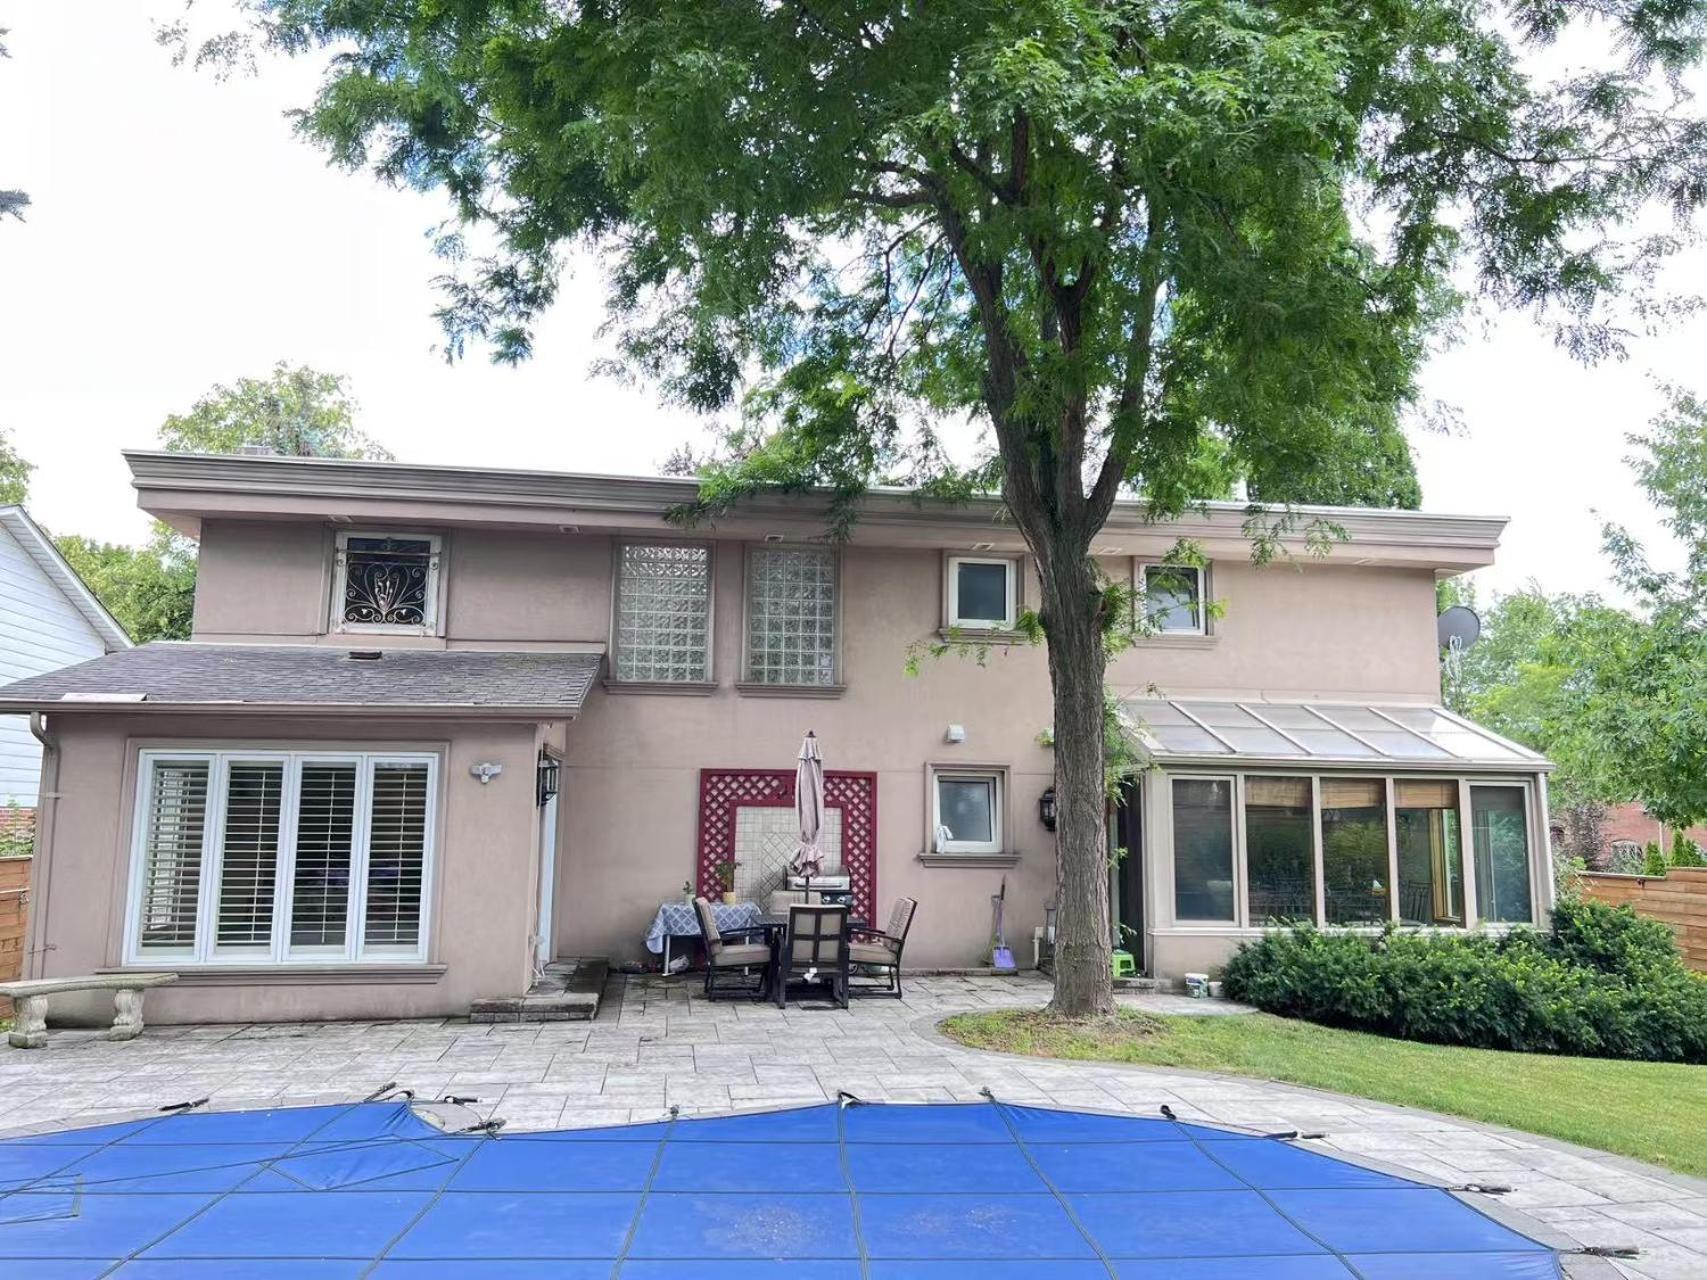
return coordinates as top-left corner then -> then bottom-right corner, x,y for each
615,543 -> 712,683
336,532 -> 441,631
128,750 -> 437,965
746,547 -> 838,686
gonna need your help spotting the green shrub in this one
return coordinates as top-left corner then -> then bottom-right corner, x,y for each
1671,832 -> 1706,868
1221,900 -> 1707,1063
1642,841 -> 1669,876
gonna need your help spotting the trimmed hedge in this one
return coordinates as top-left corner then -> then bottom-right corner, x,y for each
1221,900 -> 1707,1063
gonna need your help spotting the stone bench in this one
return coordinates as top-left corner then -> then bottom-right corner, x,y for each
0,973 -> 178,1049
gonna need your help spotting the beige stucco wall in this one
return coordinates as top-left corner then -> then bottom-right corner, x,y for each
48,517 -> 1453,1008
28,712 -> 545,1023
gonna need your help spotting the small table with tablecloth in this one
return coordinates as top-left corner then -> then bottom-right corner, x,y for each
645,900 -> 764,971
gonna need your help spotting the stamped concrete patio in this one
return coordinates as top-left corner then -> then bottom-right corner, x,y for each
2,973 -> 1703,1279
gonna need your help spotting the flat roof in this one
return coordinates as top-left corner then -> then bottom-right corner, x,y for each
1121,697 -> 1551,772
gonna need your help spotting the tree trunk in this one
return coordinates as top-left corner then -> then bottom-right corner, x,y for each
1038,539 -> 1116,1018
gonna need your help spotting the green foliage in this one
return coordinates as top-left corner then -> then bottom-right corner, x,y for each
1642,841 -> 1670,877
0,802 -> 33,858
159,362 -> 391,460
1222,901 -> 1707,1063
0,425 -> 32,505
1672,832 -> 1706,868
0,29 -> 27,224
53,524 -> 197,643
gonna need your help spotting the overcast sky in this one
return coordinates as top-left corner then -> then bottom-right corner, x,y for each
0,1 -> 1697,603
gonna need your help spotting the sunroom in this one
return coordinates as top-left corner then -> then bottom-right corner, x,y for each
1111,697 -> 1554,981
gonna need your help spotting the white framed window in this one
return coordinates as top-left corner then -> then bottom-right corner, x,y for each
745,545 -> 838,686
932,767 -> 1005,855
125,749 -> 438,966
613,541 -> 713,683
1139,562 -> 1206,635
947,555 -> 1018,630
333,531 -> 443,634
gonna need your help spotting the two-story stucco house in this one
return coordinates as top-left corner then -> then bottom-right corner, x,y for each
0,451 -> 1553,1024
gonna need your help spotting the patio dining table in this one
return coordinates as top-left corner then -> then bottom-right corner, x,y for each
644,899 -> 765,971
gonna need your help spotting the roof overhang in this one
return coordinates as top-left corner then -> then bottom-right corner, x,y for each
0,643 -> 603,721
126,451 -> 1508,571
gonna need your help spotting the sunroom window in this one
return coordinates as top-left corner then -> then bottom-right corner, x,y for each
1472,786 -> 1534,924
1172,777 -> 1235,921
1395,779 -> 1464,926
128,750 -> 437,965
335,532 -> 441,633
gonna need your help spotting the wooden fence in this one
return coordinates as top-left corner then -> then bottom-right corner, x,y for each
0,856 -> 29,1016
1580,867 -> 1707,971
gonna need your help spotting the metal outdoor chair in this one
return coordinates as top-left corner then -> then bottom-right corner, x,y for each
849,896 -> 917,999
693,896 -> 774,1002
777,903 -> 850,1009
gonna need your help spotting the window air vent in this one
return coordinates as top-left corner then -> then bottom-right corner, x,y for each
347,650 -> 384,662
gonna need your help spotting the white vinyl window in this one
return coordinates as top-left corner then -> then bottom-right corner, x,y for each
932,768 -> 1004,855
947,556 -> 1018,630
614,542 -> 713,683
745,546 -> 838,686
1139,563 -> 1207,635
127,750 -> 438,966
333,531 -> 443,634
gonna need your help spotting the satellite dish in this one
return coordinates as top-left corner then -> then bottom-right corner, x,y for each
1437,605 -> 1482,652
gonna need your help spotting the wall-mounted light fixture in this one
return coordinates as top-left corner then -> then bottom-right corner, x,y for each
537,752 -> 561,806
944,724 -> 966,744
1038,786 -> 1058,832
470,761 -> 504,785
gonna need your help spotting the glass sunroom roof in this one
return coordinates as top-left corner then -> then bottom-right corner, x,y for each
1120,698 -> 1549,769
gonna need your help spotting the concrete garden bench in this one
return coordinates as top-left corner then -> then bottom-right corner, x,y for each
0,973 -> 178,1048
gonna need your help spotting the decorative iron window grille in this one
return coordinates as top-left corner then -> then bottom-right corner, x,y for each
614,543 -> 712,682
338,534 -> 440,629
746,547 -> 837,685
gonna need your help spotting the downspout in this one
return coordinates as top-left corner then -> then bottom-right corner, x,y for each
24,713 -> 56,979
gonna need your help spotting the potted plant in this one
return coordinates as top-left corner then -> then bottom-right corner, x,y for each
713,859 -> 740,904
681,879 -> 695,904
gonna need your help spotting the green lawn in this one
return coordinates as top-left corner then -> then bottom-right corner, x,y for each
940,1009 -> 1707,1177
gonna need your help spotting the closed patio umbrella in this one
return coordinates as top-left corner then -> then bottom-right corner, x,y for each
791,730 -> 825,879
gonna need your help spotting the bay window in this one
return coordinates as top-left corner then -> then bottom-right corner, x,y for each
127,750 -> 437,965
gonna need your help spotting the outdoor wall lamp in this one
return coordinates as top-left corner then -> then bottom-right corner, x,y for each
537,752 -> 561,806
470,761 -> 504,785
1039,786 -> 1058,831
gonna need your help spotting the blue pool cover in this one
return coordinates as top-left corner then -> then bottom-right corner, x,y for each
0,1098 -> 1562,1278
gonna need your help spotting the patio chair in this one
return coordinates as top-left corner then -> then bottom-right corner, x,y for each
766,888 -> 822,915
849,896 -> 916,999
693,896 -> 774,1002
777,903 -> 850,1009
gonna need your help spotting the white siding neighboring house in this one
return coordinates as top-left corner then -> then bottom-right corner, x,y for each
0,507 -> 131,808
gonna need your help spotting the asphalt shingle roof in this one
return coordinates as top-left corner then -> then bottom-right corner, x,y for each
0,643 -> 603,712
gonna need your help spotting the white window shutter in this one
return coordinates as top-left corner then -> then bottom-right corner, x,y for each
362,761 -> 431,953
289,762 -> 359,951
214,762 -> 284,950
138,761 -> 211,950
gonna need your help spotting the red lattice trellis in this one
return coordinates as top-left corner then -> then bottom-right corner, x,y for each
697,768 -> 878,922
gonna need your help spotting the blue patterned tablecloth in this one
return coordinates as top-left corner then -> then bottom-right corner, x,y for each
645,900 -> 764,954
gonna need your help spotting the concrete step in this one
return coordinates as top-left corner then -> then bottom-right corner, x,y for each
469,957 -> 608,1023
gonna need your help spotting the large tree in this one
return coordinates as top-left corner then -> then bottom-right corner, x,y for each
160,362 -> 393,460
216,0 -> 1707,1013
54,526 -> 199,645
